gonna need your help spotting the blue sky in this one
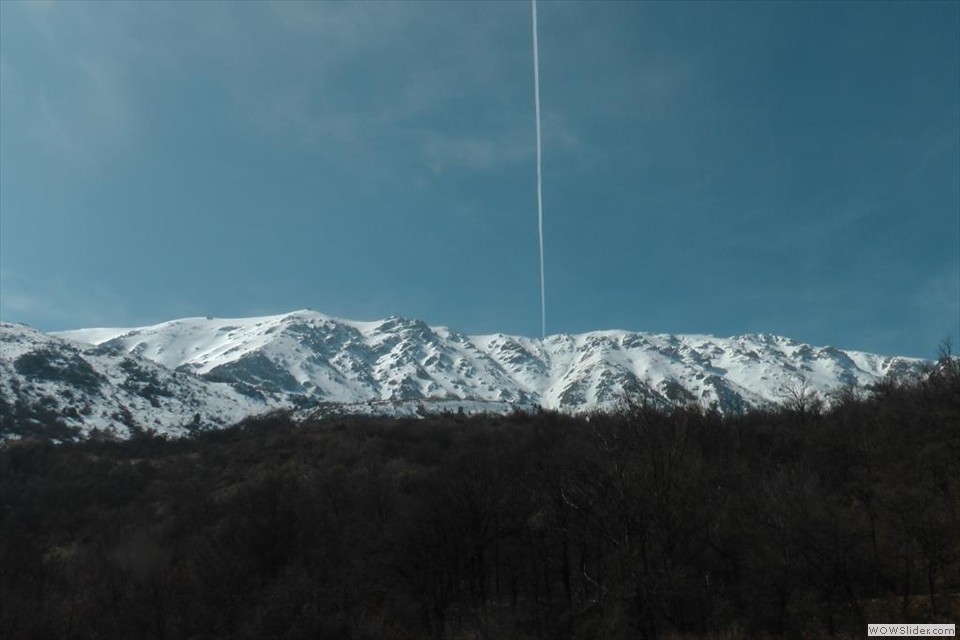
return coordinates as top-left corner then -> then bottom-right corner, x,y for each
1,0 -> 957,358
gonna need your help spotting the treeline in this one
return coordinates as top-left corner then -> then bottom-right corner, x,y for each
1,357 -> 958,639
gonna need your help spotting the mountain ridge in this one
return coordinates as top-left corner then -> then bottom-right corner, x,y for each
0,309 -> 929,440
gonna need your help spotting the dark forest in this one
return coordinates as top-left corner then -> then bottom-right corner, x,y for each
1,355 -> 957,639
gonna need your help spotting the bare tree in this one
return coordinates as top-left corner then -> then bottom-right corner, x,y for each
778,375 -> 823,419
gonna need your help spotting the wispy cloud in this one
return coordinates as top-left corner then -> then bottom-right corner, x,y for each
0,270 -> 130,331
421,130 -> 532,174
0,1 -> 586,181
208,2 -> 537,170
0,2 -> 145,171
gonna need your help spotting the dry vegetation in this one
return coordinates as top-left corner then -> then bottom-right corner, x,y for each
1,354 -> 957,639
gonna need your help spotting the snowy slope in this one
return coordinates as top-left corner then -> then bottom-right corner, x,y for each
56,310 -> 926,416
1,322 -> 275,440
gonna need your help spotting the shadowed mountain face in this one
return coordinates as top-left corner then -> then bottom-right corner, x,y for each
1,322 -> 270,441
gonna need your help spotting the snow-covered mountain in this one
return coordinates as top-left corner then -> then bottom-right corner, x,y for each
1,322 -> 273,441
5,308 -> 920,435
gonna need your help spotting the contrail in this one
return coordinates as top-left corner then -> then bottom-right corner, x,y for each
532,0 -> 546,338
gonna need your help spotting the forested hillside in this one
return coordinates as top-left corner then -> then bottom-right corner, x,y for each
1,355 -> 957,639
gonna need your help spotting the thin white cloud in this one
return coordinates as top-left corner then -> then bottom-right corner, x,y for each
0,270 -> 130,331
1,2 -> 144,171
1,1 -> 585,181
209,2 -> 537,168
421,130 -> 532,174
